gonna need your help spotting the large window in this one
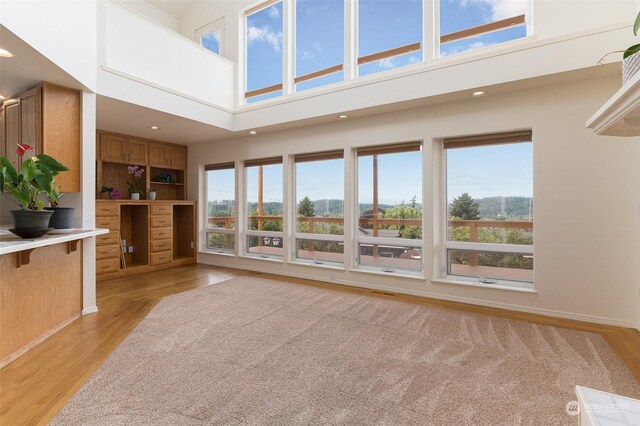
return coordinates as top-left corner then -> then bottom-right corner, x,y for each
295,0 -> 344,92
245,157 -> 284,258
245,0 -> 284,103
205,162 -> 236,253
294,151 -> 344,265
357,142 -> 423,273
358,0 -> 422,77
440,0 -> 527,57
444,131 -> 533,286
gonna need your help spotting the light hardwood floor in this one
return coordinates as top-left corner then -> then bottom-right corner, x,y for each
1,264 -> 639,425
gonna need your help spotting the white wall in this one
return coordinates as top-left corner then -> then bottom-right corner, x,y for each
101,1 -> 236,111
189,75 -> 640,327
0,0 -> 98,92
114,0 -> 179,32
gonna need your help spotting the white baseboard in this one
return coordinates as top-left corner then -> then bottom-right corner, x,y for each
82,306 -> 99,315
198,257 -> 637,329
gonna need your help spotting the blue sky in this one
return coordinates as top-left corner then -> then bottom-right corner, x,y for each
246,0 -> 527,94
208,1 -> 531,208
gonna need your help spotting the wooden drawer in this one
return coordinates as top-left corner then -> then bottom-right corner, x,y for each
150,227 -> 172,241
96,203 -> 119,217
96,258 -> 120,274
95,216 -> 119,231
96,231 -> 119,246
96,244 -> 120,260
151,239 -> 173,253
150,204 -> 172,215
150,216 -> 172,228
150,251 -> 172,265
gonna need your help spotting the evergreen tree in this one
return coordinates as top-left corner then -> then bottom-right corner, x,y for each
450,193 -> 480,220
297,196 -> 315,217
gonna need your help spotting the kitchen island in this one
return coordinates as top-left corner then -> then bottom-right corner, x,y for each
0,228 -> 108,368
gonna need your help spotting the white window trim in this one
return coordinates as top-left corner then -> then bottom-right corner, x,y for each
440,139 -> 535,290
241,0 -> 531,105
295,232 -> 344,242
194,17 -> 225,56
353,145 -> 425,274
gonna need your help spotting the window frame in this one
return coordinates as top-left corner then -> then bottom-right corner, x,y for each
203,162 -> 237,255
240,0 -> 532,105
354,141 -> 424,275
243,157 -> 285,260
440,131 -> 534,288
243,0 -> 286,102
195,17 -> 225,56
293,150 -> 346,266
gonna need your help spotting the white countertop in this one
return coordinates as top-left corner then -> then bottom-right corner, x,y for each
0,228 -> 109,256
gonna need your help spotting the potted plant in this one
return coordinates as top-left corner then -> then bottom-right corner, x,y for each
0,143 -> 69,237
126,165 -> 144,200
45,179 -> 74,229
147,188 -> 157,201
622,12 -> 640,83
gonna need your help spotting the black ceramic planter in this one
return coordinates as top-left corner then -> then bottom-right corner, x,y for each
10,209 -> 54,230
46,207 -> 75,229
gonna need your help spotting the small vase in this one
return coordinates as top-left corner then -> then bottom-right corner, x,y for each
130,192 -> 141,200
147,191 -> 157,201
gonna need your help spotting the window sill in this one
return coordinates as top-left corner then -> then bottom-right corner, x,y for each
199,250 -> 235,257
349,267 -> 425,281
430,277 -> 537,294
290,260 -> 345,271
238,254 -> 284,264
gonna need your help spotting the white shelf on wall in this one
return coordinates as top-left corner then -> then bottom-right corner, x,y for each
587,69 -> 640,136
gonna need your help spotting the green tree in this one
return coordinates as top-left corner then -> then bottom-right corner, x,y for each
450,193 -> 480,220
298,196 -> 315,217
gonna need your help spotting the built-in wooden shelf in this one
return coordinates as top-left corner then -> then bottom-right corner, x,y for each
150,181 -> 185,186
587,70 -> 640,136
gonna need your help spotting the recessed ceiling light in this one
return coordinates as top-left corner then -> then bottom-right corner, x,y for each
472,91 -> 485,97
0,49 -> 13,58
149,125 -> 160,130
249,130 -> 257,135
339,115 -> 348,119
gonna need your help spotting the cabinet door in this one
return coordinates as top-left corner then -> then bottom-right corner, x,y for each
20,86 -> 42,153
149,143 -> 170,168
169,146 -> 187,170
100,134 -> 127,164
127,139 -> 148,165
5,102 -> 21,166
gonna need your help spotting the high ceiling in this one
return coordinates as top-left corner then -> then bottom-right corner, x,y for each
0,26 -> 86,100
145,0 -> 195,18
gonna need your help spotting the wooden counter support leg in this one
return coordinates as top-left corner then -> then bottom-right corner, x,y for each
16,249 -> 34,268
67,240 -> 80,254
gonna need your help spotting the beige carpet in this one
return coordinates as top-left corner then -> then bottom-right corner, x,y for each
52,276 -> 640,425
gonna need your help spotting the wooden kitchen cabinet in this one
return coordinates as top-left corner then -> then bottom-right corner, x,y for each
99,133 -> 148,165
149,142 -> 187,170
4,101 -> 21,166
169,146 -> 187,170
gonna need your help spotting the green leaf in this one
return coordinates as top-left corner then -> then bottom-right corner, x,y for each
633,11 -> 640,36
36,154 -> 68,174
0,157 -> 18,182
624,43 -> 640,59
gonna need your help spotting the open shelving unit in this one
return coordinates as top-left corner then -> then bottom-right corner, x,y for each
120,204 -> 149,269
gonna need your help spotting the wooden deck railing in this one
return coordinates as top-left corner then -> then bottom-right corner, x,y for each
207,216 -> 533,259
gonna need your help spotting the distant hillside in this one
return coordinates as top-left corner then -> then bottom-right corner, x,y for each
476,196 -> 533,220
209,196 -> 532,220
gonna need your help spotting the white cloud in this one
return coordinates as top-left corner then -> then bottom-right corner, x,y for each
301,51 -> 315,61
407,56 -> 420,65
268,5 -> 280,19
452,0 -> 526,21
378,58 -> 395,69
313,42 -> 323,53
441,40 -> 494,57
247,25 -> 282,52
